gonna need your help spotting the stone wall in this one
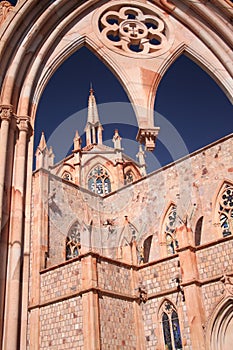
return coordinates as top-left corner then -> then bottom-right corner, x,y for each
99,296 -> 137,349
40,259 -> 82,303
40,297 -> 83,350
139,256 -> 192,349
97,259 -> 132,295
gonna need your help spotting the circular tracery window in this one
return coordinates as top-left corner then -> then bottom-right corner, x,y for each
96,3 -> 174,58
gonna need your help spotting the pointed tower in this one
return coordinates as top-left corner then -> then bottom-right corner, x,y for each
85,85 -> 103,146
35,132 -> 54,170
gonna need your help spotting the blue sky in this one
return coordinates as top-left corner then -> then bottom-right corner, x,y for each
35,47 -> 232,173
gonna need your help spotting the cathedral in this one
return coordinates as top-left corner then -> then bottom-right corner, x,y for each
0,1 -> 232,350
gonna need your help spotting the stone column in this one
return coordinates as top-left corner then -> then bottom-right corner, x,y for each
0,109 -> 16,350
3,116 -> 31,350
0,105 -> 13,233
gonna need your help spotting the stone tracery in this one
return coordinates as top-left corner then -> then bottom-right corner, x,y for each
98,4 -> 172,57
219,184 -> 233,237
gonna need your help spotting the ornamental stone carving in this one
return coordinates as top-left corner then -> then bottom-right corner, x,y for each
0,105 -> 13,121
97,3 -> 174,58
0,1 -> 14,26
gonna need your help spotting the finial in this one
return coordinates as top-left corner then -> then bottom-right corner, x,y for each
73,130 -> 82,151
90,82 -> 94,95
38,131 -> 47,151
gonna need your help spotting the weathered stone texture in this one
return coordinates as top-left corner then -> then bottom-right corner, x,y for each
98,260 -> 132,295
201,281 -> 224,319
99,296 -> 136,349
197,238 -> 233,280
40,297 -> 83,350
40,260 -> 82,303
139,256 -> 180,294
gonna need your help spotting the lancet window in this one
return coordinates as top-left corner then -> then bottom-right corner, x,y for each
219,184 -> 233,237
161,301 -> 183,350
66,221 -> 81,260
164,205 -> 178,255
88,165 -> 111,195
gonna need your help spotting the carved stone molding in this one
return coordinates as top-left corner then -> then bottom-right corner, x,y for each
17,116 -> 33,136
221,273 -> 233,296
96,2 -> 174,58
136,127 -> 160,151
0,104 -> 13,121
0,1 -> 14,26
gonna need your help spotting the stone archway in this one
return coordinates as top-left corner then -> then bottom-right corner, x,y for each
206,297 -> 233,350
0,1 -> 232,349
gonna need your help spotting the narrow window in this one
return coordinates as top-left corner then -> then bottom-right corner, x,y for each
143,235 -> 152,263
161,301 -> 183,350
88,165 -> 111,195
195,216 -> 203,246
219,185 -> 233,237
66,222 -> 81,260
164,205 -> 178,255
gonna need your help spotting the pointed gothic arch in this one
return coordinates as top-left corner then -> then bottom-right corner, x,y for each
206,297 -> 233,350
213,181 -> 233,238
159,203 -> 178,258
87,164 -> 112,196
194,216 -> 203,246
158,299 -> 183,350
65,220 -> 82,260
0,1 -> 232,349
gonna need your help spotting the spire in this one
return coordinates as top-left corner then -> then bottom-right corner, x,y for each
37,131 -> 47,151
35,132 -> 54,170
87,85 -> 100,125
85,85 -> 103,146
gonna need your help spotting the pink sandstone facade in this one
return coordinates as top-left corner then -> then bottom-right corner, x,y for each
0,1 -> 232,349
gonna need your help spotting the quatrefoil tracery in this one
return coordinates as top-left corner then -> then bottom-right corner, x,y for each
98,5 -> 172,57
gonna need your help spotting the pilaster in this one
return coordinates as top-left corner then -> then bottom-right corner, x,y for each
3,115 -> 32,350
177,240 -> 206,350
0,107 -> 16,350
81,255 -> 101,350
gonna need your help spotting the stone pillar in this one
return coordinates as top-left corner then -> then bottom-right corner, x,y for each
0,108 -> 16,350
131,266 -> 146,350
81,254 -> 101,350
3,116 -> 31,350
0,105 -> 13,233
177,243 -> 205,350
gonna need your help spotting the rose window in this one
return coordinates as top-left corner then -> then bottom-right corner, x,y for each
98,4 -> 173,57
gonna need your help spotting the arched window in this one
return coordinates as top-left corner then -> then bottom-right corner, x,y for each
143,235 -> 152,263
161,301 -> 183,350
195,216 -> 203,246
219,185 -> 233,237
66,221 -> 81,260
124,170 -> 134,185
207,297 -> 233,350
62,171 -> 73,181
164,205 -> 178,255
88,165 -> 111,195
